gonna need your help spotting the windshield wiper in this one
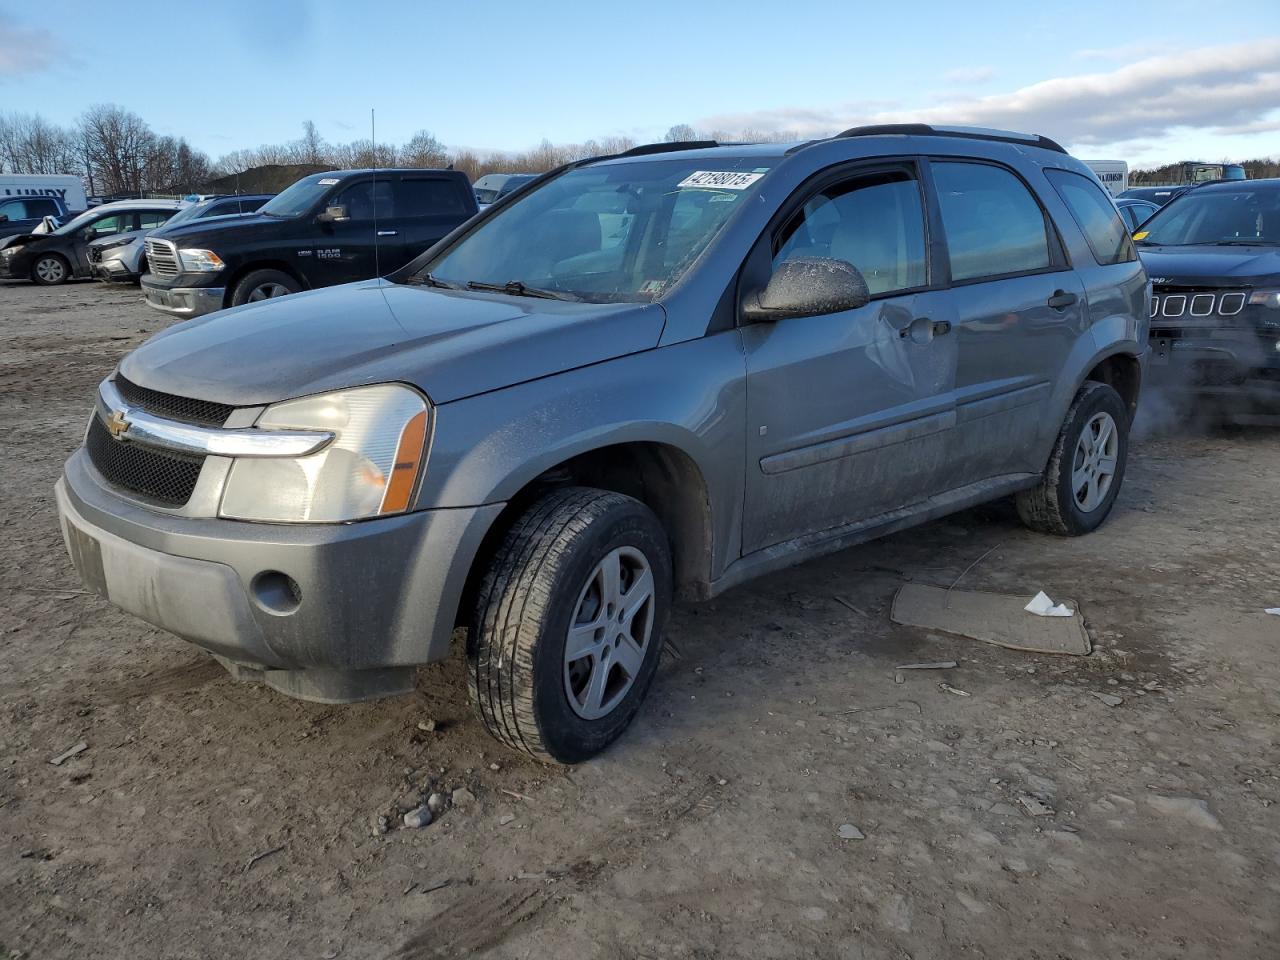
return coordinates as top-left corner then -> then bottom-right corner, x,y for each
1212,238 -> 1279,246
418,272 -> 462,289
465,279 -> 579,301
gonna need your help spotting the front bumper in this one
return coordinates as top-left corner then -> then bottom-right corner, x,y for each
56,448 -> 503,701
1147,325 -> 1280,406
141,276 -> 225,316
0,249 -> 29,280
93,258 -> 142,282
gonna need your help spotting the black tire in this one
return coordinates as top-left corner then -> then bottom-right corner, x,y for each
468,487 -> 672,764
31,253 -> 70,286
230,268 -> 300,307
1016,381 -> 1129,536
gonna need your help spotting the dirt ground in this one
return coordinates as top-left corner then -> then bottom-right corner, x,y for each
1,279 -> 1277,960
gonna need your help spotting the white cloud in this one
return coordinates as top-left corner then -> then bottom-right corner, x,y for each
0,14 -> 58,78
943,66 -> 997,84
694,38 -> 1280,159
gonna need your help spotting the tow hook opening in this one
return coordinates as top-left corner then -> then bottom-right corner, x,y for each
251,570 -> 302,616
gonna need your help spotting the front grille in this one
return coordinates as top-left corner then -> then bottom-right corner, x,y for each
115,375 -> 234,426
1150,288 -> 1246,319
145,237 -> 180,279
85,415 -> 204,506
88,246 -> 102,264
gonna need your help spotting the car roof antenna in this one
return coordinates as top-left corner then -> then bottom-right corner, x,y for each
371,107 -> 381,280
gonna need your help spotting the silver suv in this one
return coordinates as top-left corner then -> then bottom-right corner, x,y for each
56,125 -> 1148,763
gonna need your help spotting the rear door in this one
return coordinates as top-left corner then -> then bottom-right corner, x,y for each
928,159 -> 1086,484
741,160 -> 960,553
388,175 -> 475,269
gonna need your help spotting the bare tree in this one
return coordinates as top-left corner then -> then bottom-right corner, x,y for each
0,112 -> 81,175
400,129 -> 448,168
78,104 -> 156,195
664,123 -> 699,142
295,120 -> 327,165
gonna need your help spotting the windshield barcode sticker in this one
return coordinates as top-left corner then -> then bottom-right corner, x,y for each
677,171 -> 764,190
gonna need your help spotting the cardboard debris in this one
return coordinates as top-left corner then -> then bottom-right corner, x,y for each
891,583 -> 1091,656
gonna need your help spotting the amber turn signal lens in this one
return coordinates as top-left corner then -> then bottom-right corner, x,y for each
379,410 -> 428,514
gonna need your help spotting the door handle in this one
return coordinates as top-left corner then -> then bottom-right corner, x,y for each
1047,289 -> 1078,310
376,230 -> 398,237
898,317 -> 950,341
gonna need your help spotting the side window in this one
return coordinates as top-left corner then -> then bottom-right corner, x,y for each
334,180 -> 394,220
28,198 -> 61,218
1045,169 -> 1135,265
0,199 -> 29,219
87,213 -> 128,237
395,178 -> 467,217
932,161 -> 1053,282
773,168 -> 927,297
138,211 -> 173,230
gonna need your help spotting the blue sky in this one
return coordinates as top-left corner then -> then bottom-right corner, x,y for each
3,0 -> 1278,168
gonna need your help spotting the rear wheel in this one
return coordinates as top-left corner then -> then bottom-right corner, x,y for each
230,268 -> 300,306
1016,381 -> 1129,536
468,487 -> 672,764
31,254 -> 70,285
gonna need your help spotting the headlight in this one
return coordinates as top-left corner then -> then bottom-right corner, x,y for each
219,383 -> 431,522
1248,289 -> 1280,309
178,248 -> 224,272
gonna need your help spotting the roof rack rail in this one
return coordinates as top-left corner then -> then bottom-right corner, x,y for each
833,123 -> 1067,155
618,140 -> 719,157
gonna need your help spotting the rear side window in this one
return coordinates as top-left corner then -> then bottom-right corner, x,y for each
774,168 -> 927,297
27,197 -> 61,218
1046,169 -> 1135,265
396,178 -> 467,217
138,211 -> 173,230
932,161 -> 1053,282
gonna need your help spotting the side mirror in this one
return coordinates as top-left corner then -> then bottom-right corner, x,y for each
316,205 -> 350,224
0,214 -> 8,224
742,256 -> 871,323
83,228 -> 98,241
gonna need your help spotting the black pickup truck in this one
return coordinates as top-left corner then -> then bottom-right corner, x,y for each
141,168 -> 477,316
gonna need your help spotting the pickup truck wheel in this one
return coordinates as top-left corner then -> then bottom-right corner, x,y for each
468,487 -> 672,764
31,254 -> 70,285
231,269 -> 300,306
1016,381 -> 1129,536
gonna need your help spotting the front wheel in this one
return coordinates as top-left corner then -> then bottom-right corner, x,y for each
31,254 -> 70,285
230,268 -> 300,306
1016,381 -> 1129,536
468,487 -> 672,764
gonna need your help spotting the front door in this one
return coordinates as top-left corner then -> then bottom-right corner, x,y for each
315,177 -> 394,286
741,162 -> 959,554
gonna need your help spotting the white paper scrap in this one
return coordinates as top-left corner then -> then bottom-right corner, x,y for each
1025,591 -> 1074,618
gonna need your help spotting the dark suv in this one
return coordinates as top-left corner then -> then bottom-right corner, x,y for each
1135,178 -> 1280,413
59,126 -> 1147,763
140,169 -> 477,316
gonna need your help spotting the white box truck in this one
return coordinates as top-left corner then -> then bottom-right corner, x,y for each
1083,160 -> 1128,197
0,173 -> 88,211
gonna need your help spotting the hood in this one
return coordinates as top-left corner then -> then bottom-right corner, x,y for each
118,280 -> 667,406
0,232 -> 44,251
151,211 -> 277,246
1138,244 -> 1280,286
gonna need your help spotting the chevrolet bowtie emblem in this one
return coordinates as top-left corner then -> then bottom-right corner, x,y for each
105,409 -> 130,439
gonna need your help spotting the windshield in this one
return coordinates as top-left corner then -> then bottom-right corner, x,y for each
53,208 -> 109,236
259,175 -> 337,218
416,157 -> 773,302
163,200 -> 213,227
1137,188 -> 1280,246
